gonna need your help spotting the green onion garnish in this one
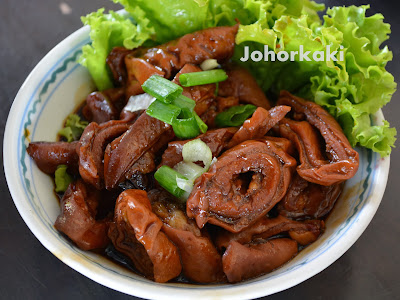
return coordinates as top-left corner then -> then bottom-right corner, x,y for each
194,113 -> 208,133
142,75 -> 183,103
174,161 -> 205,181
215,104 -> 257,127
154,165 -> 188,199
172,108 -> 200,139
181,139 -> 213,169
155,139 -> 215,200
146,100 -> 181,125
171,94 -> 196,111
179,70 -> 228,87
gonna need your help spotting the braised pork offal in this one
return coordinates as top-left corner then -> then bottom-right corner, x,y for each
27,25 -> 359,284
278,91 -> 359,186
187,140 -> 297,233
109,190 -> 182,283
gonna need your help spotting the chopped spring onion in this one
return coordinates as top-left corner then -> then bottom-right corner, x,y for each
200,59 -> 220,71
155,139 -> 215,200
194,113 -> 208,133
124,93 -> 155,112
176,177 -> 193,196
174,161 -> 205,181
174,161 -> 204,196
154,166 -> 188,199
55,165 -> 73,193
182,139 -> 213,169
142,75 -> 183,103
146,100 -> 181,125
171,94 -> 196,111
172,108 -> 200,139
179,69 -> 228,87
215,104 -> 257,127
214,82 -> 219,97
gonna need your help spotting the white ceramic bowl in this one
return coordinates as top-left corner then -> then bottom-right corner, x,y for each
4,23 -> 390,300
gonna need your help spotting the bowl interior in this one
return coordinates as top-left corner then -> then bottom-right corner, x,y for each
4,26 -> 390,300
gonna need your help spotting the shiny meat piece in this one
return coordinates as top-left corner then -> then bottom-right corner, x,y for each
27,141 -> 79,174
172,64 -> 216,116
218,66 -> 271,109
104,113 -> 171,189
125,151 -> 155,178
228,106 -> 291,148
102,87 -> 128,113
119,109 -> 141,122
149,189 -> 225,283
123,54 -> 159,98
159,127 -> 237,168
54,180 -> 110,250
78,121 -> 130,189
216,215 -> 324,249
83,91 -> 119,124
108,190 -> 181,282
260,136 -> 296,157
125,80 -> 144,99
106,46 -> 133,86
127,126 -> 176,176
278,174 -> 343,220
222,239 -> 298,283
142,25 -> 239,77
199,104 -> 218,128
278,91 -> 359,186
187,140 -> 296,233
216,96 -> 239,112
125,56 -> 165,86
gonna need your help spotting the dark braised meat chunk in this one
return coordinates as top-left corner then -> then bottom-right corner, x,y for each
124,57 -> 165,97
172,64 -> 216,116
216,215 -> 324,249
259,136 -> 296,157
228,106 -> 291,148
140,25 -> 239,78
219,66 -> 271,109
83,91 -> 119,124
54,180 -> 110,250
149,189 -> 225,283
106,46 -> 133,86
278,174 -> 343,220
222,238 -> 298,283
216,96 -> 240,113
108,189 -> 181,283
187,140 -> 296,233
104,113 -> 171,189
278,91 -> 359,186
159,127 -> 237,168
27,141 -> 79,174
77,120 -> 130,189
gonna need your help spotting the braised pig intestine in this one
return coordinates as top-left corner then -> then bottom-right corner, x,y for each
186,139 -> 297,233
26,24 -> 361,284
108,190 -> 182,283
278,91 -> 359,186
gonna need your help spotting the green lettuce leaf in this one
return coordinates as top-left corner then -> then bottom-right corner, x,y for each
233,4 -> 396,156
81,1 -> 396,155
54,165 -> 73,193
58,114 -> 88,142
79,9 -> 153,90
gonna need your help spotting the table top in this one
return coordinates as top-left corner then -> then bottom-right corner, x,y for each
1,0 -> 399,299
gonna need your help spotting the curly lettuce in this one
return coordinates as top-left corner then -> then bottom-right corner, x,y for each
58,114 -> 88,142
80,1 -> 396,156
79,9 -> 153,90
